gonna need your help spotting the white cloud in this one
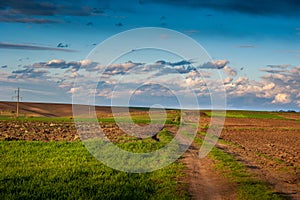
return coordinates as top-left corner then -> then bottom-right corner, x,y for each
199,59 -> 229,69
185,77 -> 204,87
234,76 -> 249,85
224,77 -> 233,84
4,58 -> 300,109
103,61 -> 144,75
47,59 -> 65,65
223,66 -> 237,77
214,60 -> 229,67
68,87 -> 79,94
79,59 -> 92,66
262,82 -> 275,90
272,93 -> 291,104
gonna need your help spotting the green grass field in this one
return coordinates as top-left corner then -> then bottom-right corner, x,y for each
0,140 -> 188,200
0,110 -> 181,125
204,110 -> 287,119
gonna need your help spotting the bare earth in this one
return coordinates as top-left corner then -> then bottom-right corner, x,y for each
181,143 -> 236,200
220,117 -> 300,200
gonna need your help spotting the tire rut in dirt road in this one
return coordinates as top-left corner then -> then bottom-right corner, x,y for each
181,144 -> 236,200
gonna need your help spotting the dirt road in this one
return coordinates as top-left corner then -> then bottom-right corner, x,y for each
181,143 -> 236,200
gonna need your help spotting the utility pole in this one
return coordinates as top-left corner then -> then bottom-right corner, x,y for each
12,88 -> 22,118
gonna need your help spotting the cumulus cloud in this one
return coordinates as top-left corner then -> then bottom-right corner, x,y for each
5,59 -> 102,98
4,57 -> 300,109
272,93 -> 291,104
224,77 -> 233,84
199,60 -> 229,69
290,66 -> 300,76
262,82 -> 275,90
103,61 -> 144,75
223,66 -> 237,77
68,87 -> 80,94
224,64 -> 300,109
31,59 -> 98,71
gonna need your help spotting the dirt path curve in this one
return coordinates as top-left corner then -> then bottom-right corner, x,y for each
181,143 -> 236,200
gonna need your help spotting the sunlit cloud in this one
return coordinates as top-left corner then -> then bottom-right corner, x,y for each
2,58 -> 300,109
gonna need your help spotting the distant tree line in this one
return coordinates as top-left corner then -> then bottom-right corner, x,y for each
278,110 -> 297,113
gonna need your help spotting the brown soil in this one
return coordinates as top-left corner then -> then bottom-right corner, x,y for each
0,101 -> 149,117
181,143 -> 236,200
0,121 -> 77,141
224,117 -> 300,129
0,101 -> 74,117
219,117 -> 300,200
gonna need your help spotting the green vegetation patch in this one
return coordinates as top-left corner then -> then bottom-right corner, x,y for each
0,141 -> 189,200
204,110 -> 286,119
98,111 -> 180,125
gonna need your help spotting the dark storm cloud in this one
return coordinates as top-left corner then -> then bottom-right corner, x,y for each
0,0 -> 105,23
0,0 -> 104,16
0,0 -> 57,16
141,0 -> 300,17
0,42 -> 76,52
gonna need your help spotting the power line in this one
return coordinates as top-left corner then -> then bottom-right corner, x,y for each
12,87 -> 22,118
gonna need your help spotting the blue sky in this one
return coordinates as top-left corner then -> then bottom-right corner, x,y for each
0,0 -> 299,111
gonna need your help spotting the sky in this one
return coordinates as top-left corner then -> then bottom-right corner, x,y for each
0,0 -> 299,111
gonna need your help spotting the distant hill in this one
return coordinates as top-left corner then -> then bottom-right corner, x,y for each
0,102 -> 111,117
0,101 -> 154,118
